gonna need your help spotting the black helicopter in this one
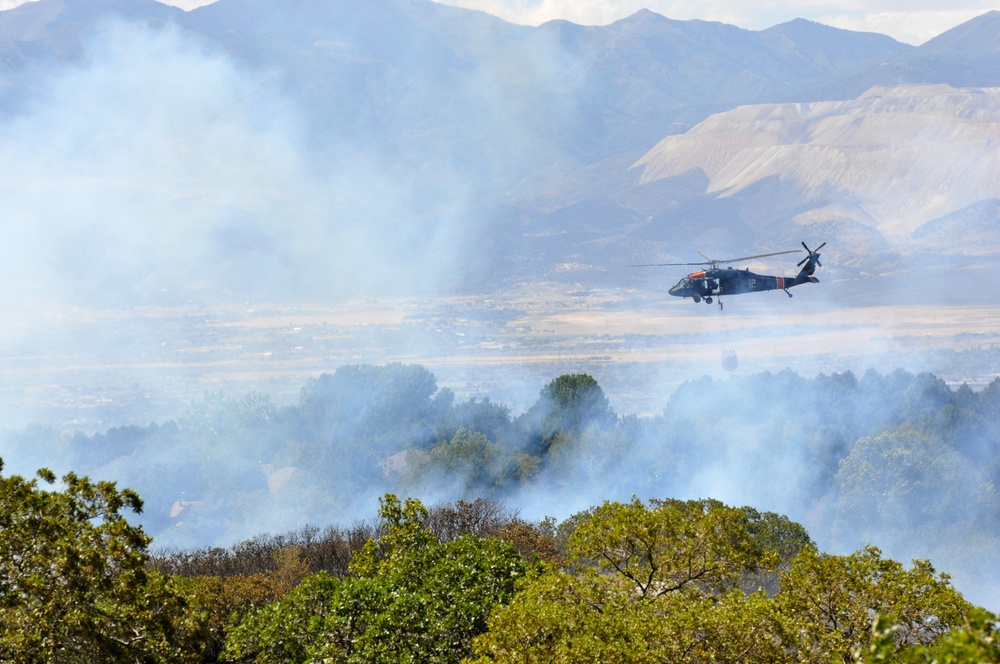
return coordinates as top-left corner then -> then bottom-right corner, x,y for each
633,242 -> 825,307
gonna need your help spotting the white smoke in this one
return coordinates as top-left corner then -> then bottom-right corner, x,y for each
0,18 -> 492,309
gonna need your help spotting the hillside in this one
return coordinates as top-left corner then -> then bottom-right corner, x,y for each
631,84 -> 1000,250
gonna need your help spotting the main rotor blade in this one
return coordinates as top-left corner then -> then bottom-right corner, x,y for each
709,249 -> 802,265
628,261 -> 712,267
630,248 -> 804,268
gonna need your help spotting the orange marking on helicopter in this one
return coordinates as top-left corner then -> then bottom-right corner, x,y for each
777,276 -> 785,290
688,271 -> 706,278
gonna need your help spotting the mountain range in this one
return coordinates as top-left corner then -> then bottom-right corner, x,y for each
0,0 -> 999,297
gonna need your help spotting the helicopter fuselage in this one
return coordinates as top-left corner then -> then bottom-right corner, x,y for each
668,267 -> 816,303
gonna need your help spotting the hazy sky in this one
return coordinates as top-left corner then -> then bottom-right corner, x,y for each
0,0 -> 992,44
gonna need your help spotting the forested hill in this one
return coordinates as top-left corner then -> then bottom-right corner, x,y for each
1,363 -> 998,608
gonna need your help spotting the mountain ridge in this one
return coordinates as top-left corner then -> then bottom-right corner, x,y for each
0,0 -> 997,295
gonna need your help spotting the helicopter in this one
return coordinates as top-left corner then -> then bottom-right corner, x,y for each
632,242 -> 825,308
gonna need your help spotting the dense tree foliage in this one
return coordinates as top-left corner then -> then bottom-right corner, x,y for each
223,494 -> 529,663
1,453 -> 992,663
3,361 -> 1000,641
860,607 -> 1000,663
833,431 -> 981,545
468,498 -> 798,662
777,546 -> 971,662
401,428 -> 512,493
0,459 -> 198,663
568,497 -> 774,595
520,373 -> 616,455
470,497 -> 975,664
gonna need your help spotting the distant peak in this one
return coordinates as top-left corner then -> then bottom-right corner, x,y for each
768,17 -> 855,34
616,8 -> 665,25
919,9 -> 1000,53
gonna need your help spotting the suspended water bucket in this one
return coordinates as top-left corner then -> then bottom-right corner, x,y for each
721,349 -> 739,371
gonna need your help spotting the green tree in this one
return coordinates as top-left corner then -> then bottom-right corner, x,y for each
471,567 -> 789,663
173,572 -> 283,663
892,607 -> 1000,663
224,494 -> 529,663
401,428 -> 511,493
221,572 -> 341,664
0,459 -> 198,663
853,609 -> 1000,663
297,364 -> 447,451
521,373 -> 616,455
470,568 -> 676,664
833,431 -> 983,551
568,496 -> 775,596
446,397 -> 514,448
741,506 -> 815,563
739,506 -> 816,594
777,546 -> 972,663
471,496 -> 790,663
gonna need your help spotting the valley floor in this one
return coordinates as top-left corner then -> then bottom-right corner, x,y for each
0,264 -> 998,430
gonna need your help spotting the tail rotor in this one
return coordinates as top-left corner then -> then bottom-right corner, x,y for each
796,242 -> 825,275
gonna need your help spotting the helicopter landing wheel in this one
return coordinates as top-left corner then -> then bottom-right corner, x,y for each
705,297 -> 713,304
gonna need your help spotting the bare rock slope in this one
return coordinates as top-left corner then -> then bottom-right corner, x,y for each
632,84 -> 1000,249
